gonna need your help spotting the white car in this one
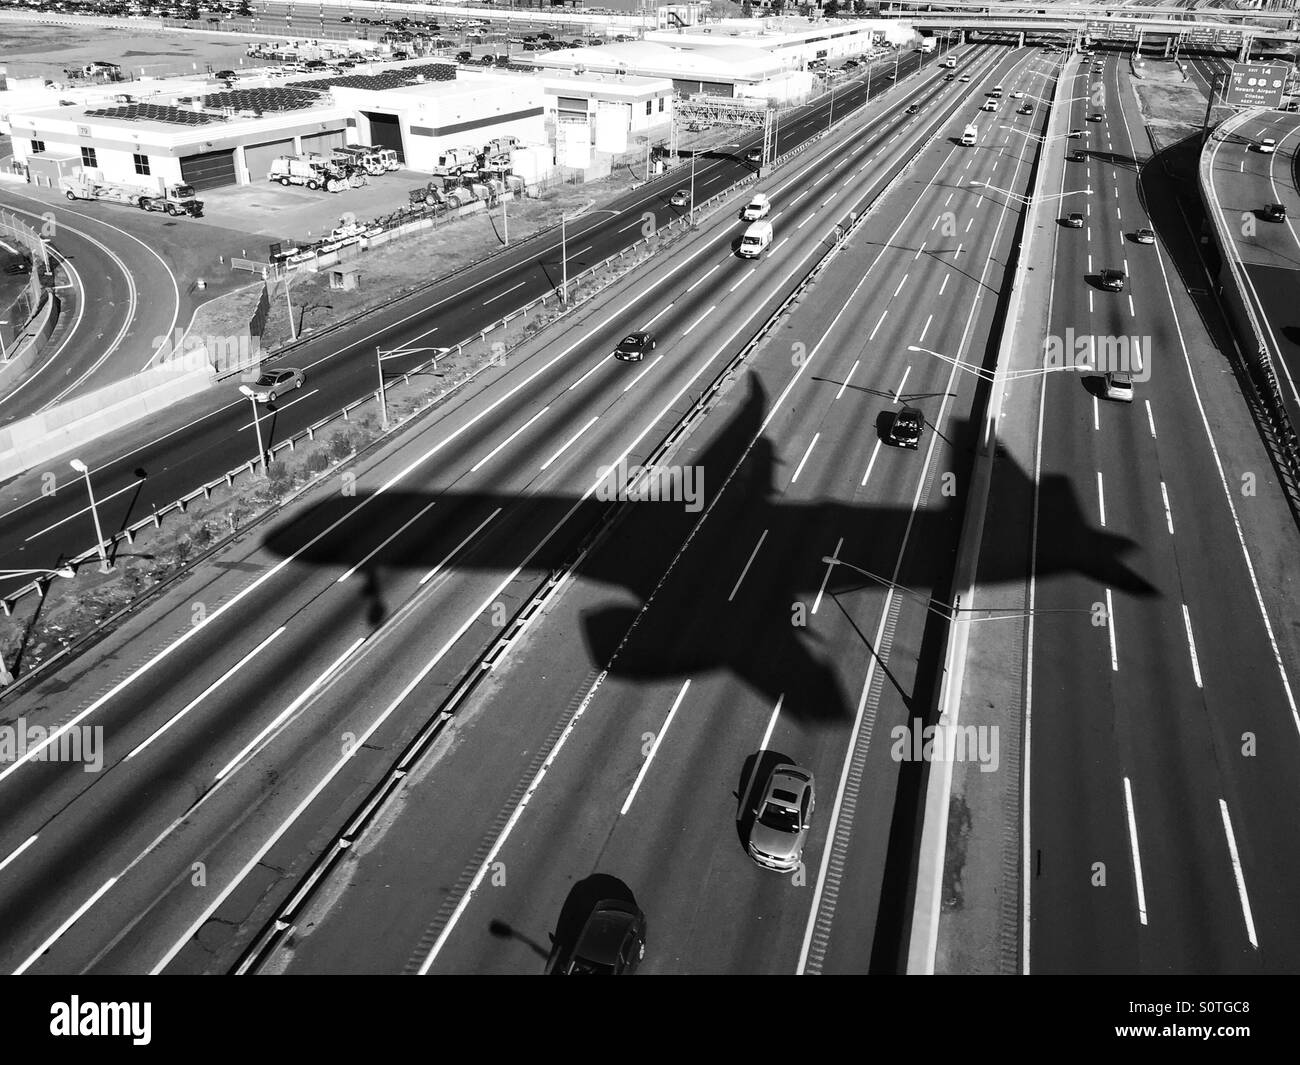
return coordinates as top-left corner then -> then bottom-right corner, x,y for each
243,367 -> 304,403
1258,138 -> 1277,154
981,101 -> 997,112
1103,370 -> 1134,402
1012,90 -> 1025,99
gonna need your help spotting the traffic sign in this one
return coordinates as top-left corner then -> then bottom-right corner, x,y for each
1225,62 -> 1288,108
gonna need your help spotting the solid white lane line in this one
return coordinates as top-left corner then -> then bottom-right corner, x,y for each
640,303 -> 673,330
215,636 -> 364,781
836,360 -> 860,400
419,508 -> 503,586
894,366 -> 911,402
1097,470 -> 1107,527
682,304 -> 716,335
620,679 -> 690,816
729,267 -> 756,293
541,415 -> 600,471
0,835 -> 38,876
1160,481 -> 1174,535
757,693 -> 785,755
1122,777 -> 1149,926
1106,588 -> 1118,671
338,500 -> 440,583
1219,799 -> 1259,949
568,359 -> 608,392
811,536 -> 843,615
127,627 -> 287,760
729,529 -> 769,602
470,406 -> 550,472
686,263 -> 722,293
483,279 -> 527,305
861,440 -> 882,487
791,433 -> 821,483
623,354 -> 665,393
1181,603 -> 1203,689
14,878 -> 117,975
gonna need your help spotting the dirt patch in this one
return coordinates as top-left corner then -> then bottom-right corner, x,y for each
1133,80 -> 1222,152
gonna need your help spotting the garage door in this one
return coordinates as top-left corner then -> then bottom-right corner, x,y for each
300,129 -> 347,156
243,138 -> 295,183
180,148 -> 236,190
363,111 -> 405,163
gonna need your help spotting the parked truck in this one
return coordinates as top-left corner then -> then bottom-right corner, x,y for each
59,171 -> 204,216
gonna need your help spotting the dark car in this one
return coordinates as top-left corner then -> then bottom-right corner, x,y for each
1069,149 -> 1086,161
537,31 -> 553,40
888,406 -> 924,449
905,103 -> 921,114
1018,103 -> 1033,114
1264,202 -> 1287,222
746,147 -> 762,164
456,50 -> 473,63
944,73 -> 955,80
546,900 -> 646,974
614,331 -> 656,362
1099,268 -> 1126,291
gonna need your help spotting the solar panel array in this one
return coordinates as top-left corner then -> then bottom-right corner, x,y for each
202,87 -> 323,113
287,61 -> 456,93
84,102 -> 221,125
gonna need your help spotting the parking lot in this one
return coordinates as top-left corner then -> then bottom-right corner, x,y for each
196,170 -> 435,243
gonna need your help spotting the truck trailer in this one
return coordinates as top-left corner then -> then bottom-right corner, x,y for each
59,171 -> 203,217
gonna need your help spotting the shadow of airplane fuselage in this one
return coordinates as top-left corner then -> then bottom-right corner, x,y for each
262,376 -> 1156,722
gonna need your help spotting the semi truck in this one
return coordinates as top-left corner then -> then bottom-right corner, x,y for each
59,171 -> 204,216
919,37 -> 936,53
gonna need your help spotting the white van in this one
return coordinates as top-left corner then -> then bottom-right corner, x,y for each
738,220 -> 773,258
741,193 -> 771,221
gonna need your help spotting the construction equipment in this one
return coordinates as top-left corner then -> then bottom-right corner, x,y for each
59,170 -> 204,217
268,155 -> 350,193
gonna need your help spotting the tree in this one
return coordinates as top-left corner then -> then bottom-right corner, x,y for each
742,0 -> 753,14
824,0 -> 839,15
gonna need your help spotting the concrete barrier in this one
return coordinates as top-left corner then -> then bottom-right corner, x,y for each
0,291 -> 58,391
0,364 -> 211,480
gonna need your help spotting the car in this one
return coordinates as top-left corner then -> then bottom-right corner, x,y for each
1264,202 -> 1287,222
1089,112 -> 1104,122
888,406 -> 924,449
747,763 -> 815,871
1258,137 -> 1277,154
1098,268 -> 1126,291
1018,103 -> 1033,114
845,58 -> 860,68
340,14 -> 352,21
959,73 -> 971,81
745,147 -> 762,164
981,101 -> 996,111
1065,212 -> 1084,228
243,367 -> 303,403
944,73 -> 955,81
456,50 -> 472,63
1069,149 -> 1086,161
906,103 -> 921,114
1012,90 -> 1025,98
669,188 -> 690,208
886,73 -> 896,80
1103,370 -> 1134,402
478,53 -> 495,65
507,35 -> 522,43
614,331 -> 656,362
545,899 -> 646,975
213,68 -> 236,79
1134,228 -> 1155,245
537,30 -> 553,40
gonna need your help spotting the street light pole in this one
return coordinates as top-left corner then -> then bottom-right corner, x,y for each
560,212 -> 568,304
281,269 -> 298,341
689,150 -> 697,227
376,345 -> 390,429
69,459 -> 112,573
240,391 -> 268,476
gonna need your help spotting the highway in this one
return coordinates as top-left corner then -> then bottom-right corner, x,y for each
0,42 -> 1046,975
249,45 -> 1061,976
0,192 -> 183,421
0,43 -> 942,599
1025,50 -> 1300,972
1205,107 -> 1300,419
